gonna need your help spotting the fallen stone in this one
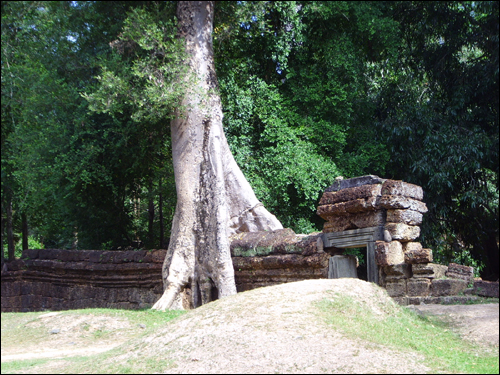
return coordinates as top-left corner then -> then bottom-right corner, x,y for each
385,223 -> 421,242
375,241 -> 404,266
446,263 -> 474,284
381,180 -> 424,200
473,280 -> 499,298
386,209 -> 423,225
431,278 -> 467,296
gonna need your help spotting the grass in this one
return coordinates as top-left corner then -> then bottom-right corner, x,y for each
315,293 -> 499,374
1,308 -> 186,374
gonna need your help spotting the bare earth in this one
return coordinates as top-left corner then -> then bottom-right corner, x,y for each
1,279 -> 498,373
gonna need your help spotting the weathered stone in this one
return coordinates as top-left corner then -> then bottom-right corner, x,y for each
325,175 -> 386,192
431,279 -> 468,296
445,263 -> 474,283
375,241 -> 404,266
383,264 -> 412,279
232,253 -> 329,271
317,197 -> 378,219
317,203 -> 347,218
323,217 -> 352,232
404,245 -> 433,264
407,278 -> 431,296
378,195 -> 428,213
412,263 -> 448,279
381,180 -> 424,201
319,184 -> 383,205
329,255 -> 358,279
403,242 -> 422,252
383,230 -> 392,242
230,229 -> 322,257
385,279 -> 407,297
386,209 -> 423,225
323,211 -> 385,232
230,228 -> 299,256
385,223 -> 420,242
473,280 -> 499,298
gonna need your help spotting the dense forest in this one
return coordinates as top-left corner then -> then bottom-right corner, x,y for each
1,1 -> 498,280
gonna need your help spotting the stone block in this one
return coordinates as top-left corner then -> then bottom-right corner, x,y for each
385,279 -> 407,297
378,195 -> 428,213
473,280 -> 499,298
319,184 -> 383,205
329,255 -> 358,279
407,278 -> 431,296
412,263 -> 448,279
151,250 -> 166,263
383,264 -> 412,280
404,244 -> 433,264
325,175 -> 386,192
431,279 -> 467,296
385,223 -> 420,242
381,180 -> 424,200
375,241 -> 404,266
323,211 -> 385,232
386,209 -> 423,225
446,263 -> 474,283
21,249 -> 39,260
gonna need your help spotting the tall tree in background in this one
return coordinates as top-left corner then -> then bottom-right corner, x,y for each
375,1 -> 498,279
152,1 -> 282,310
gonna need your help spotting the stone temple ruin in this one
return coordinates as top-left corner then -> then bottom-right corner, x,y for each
316,175 -> 476,304
1,175 -> 498,312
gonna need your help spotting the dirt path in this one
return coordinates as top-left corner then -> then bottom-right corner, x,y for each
409,303 -> 499,348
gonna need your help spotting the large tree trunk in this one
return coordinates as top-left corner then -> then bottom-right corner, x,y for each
152,1 -> 282,311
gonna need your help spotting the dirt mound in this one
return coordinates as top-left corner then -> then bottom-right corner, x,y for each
111,279 -> 430,373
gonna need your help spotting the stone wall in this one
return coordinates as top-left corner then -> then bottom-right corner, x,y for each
1,249 -> 166,312
1,232 -> 328,312
230,229 -> 328,292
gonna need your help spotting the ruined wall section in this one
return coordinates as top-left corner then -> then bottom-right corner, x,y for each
316,175 -> 482,303
230,229 -> 329,292
1,249 -> 166,312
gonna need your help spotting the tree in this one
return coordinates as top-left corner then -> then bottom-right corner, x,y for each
150,1 -> 282,310
374,1 -> 499,279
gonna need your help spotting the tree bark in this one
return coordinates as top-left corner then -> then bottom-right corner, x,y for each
152,1 -> 282,311
6,198 -> 14,261
22,212 -> 28,251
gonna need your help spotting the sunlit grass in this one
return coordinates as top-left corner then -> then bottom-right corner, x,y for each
315,294 -> 499,374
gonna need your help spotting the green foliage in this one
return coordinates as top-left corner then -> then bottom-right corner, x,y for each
1,0 -> 497,278
373,1 -> 499,279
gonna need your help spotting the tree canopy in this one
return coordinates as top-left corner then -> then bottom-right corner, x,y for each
1,1 -> 498,280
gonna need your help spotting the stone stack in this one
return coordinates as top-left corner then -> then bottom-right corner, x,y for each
317,175 -> 471,303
